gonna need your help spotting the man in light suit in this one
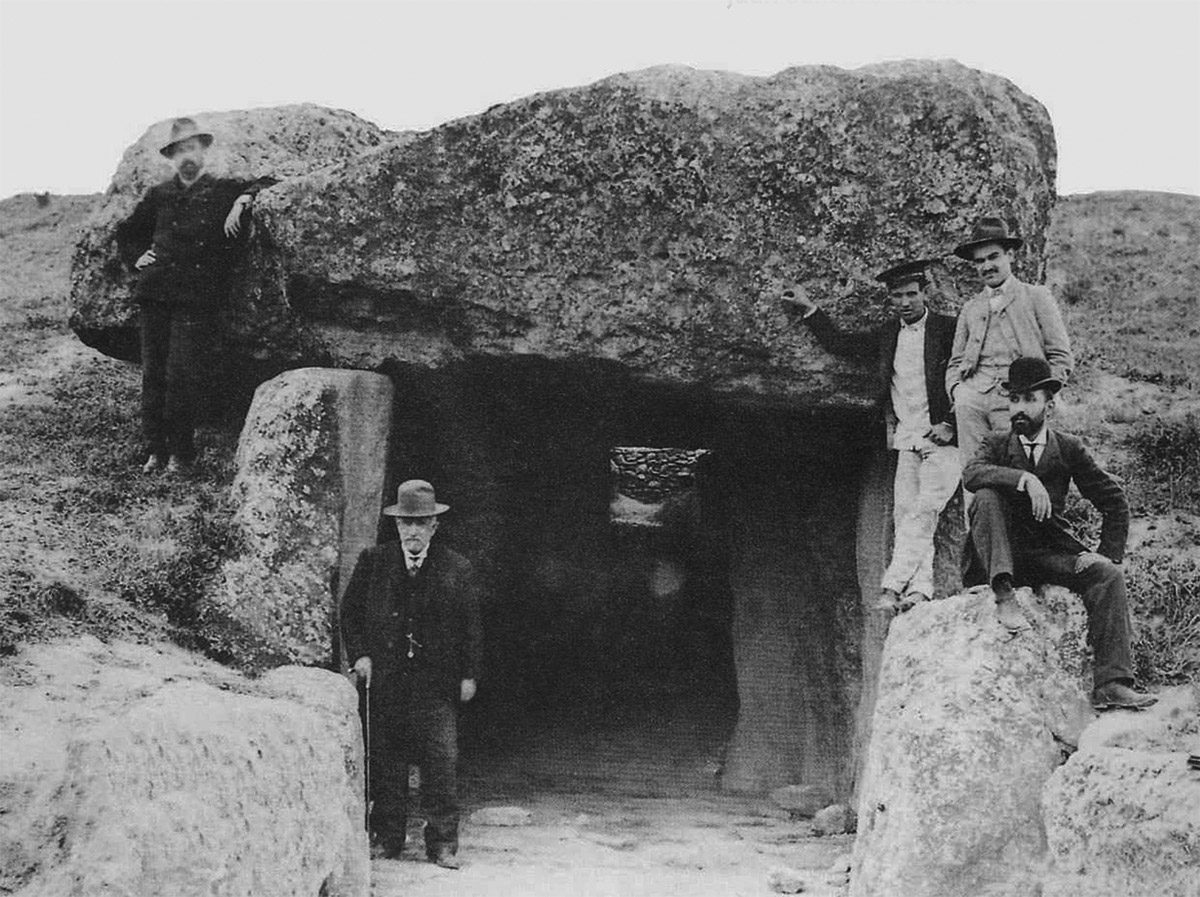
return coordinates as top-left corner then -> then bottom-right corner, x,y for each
782,259 -> 959,612
963,357 -> 1155,711
947,218 -> 1074,468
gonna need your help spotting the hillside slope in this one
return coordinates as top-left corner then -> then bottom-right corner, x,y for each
0,189 -> 1197,680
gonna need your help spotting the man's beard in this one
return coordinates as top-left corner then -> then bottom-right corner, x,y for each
179,161 -> 200,179
1011,414 -> 1038,435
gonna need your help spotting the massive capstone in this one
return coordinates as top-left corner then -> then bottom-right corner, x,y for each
69,61 -> 1056,409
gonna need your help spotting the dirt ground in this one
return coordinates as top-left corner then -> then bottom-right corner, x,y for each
370,794 -> 851,897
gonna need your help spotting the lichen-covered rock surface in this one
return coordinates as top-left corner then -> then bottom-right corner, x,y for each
214,368 -> 393,666
69,104 -> 405,361
71,61 -> 1056,409
0,636 -> 368,897
1041,684 -> 1200,897
850,586 -> 1093,897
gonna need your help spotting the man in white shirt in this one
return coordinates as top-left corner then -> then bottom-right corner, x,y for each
782,259 -> 960,612
963,358 -> 1155,710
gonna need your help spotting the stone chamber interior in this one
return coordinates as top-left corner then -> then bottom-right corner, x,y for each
375,357 -> 877,801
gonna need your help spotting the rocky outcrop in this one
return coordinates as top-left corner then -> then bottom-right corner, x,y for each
213,368 -> 393,667
1042,685 -> 1200,897
850,586 -> 1093,897
71,61 -> 1056,409
0,636 -> 367,897
68,104 -> 405,362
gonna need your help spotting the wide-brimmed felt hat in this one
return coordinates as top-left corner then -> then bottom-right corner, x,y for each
159,117 -> 214,158
953,217 -> 1024,260
383,479 -> 450,517
1002,356 -> 1062,395
875,258 -> 935,288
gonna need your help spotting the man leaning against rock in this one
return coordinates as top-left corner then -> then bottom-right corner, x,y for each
780,259 -> 959,613
962,356 -> 1156,711
115,117 -> 277,475
946,218 -> 1073,470
340,480 -> 483,868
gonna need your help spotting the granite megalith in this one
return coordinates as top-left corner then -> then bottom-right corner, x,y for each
850,586 -> 1093,897
214,368 -> 393,666
70,60 -> 1056,409
0,637 -> 368,897
1041,685 -> 1200,897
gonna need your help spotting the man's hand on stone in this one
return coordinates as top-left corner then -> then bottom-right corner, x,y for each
134,249 -> 157,270
352,656 -> 372,685
223,195 -> 252,237
460,679 -> 476,703
926,423 -> 955,446
1020,474 -> 1052,522
780,285 -> 817,316
1074,551 -> 1107,574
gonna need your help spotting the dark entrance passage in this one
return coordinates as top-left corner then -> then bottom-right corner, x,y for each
382,357 -> 874,800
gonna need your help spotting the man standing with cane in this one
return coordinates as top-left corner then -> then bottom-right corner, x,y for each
341,480 -> 483,868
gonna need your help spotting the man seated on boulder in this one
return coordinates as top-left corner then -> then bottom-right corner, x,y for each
116,117 -> 277,474
340,480 -> 483,868
780,259 -> 959,613
963,357 -> 1156,711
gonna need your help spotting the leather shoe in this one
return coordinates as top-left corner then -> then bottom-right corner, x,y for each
429,848 -> 461,869
874,588 -> 901,612
995,593 -> 1030,632
1092,681 -> 1157,711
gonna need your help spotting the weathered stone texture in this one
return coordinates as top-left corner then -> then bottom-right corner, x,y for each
214,368 -> 393,666
68,104 -> 405,360
71,62 -> 1055,409
1041,685 -> 1200,897
850,586 -> 1093,897
1,637 -> 367,897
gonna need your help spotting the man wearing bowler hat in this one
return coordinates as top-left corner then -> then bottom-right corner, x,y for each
946,218 -> 1073,470
963,357 -> 1155,710
781,259 -> 960,612
340,479 -> 483,867
116,117 -> 277,474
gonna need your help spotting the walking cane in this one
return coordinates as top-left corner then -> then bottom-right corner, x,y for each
363,674 -> 372,830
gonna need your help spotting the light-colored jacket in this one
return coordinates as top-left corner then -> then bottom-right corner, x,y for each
945,277 -> 1073,399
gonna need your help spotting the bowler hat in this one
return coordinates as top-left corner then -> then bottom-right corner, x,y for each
159,117 -> 214,158
876,258 -> 934,288
1002,356 -> 1062,395
382,479 -> 450,517
953,217 -> 1024,260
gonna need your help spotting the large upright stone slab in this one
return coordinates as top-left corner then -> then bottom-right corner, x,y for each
1,638 -> 367,897
1042,686 -> 1199,897
851,586 -> 1093,897
71,61 -> 1056,409
214,368 -> 393,666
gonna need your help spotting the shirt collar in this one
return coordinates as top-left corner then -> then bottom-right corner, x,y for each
899,308 -> 928,332
1018,426 -> 1048,447
404,547 -> 430,571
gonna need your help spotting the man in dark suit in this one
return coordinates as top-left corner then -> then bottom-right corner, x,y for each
963,357 -> 1156,710
782,259 -> 959,612
341,480 -> 483,867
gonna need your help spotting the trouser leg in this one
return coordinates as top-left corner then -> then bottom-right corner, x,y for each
139,303 -> 171,458
413,700 -> 460,856
882,446 -> 960,597
1023,553 -> 1135,688
164,309 -> 209,463
368,706 -> 409,847
968,487 -> 1016,585
881,449 -> 920,594
955,384 -> 1011,512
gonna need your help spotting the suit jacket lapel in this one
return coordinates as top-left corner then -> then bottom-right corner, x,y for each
1036,429 -> 1062,477
880,320 -> 900,386
1006,432 -> 1029,470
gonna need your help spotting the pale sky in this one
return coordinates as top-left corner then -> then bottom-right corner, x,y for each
1,0 -> 1198,198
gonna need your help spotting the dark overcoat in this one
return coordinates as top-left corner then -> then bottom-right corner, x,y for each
340,542 -> 483,716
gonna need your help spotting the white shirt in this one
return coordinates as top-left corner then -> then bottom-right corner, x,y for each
890,309 -> 930,450
1019,426 -> 1048,467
